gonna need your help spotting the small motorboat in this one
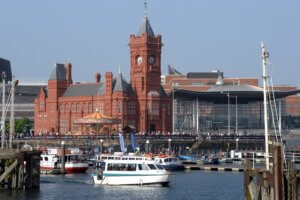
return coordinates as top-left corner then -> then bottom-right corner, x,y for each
40,147 -> 89,174
154,156 -> 185,171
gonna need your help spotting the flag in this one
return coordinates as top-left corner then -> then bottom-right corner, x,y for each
130,132 -> 136,152
118,133 -> 126,153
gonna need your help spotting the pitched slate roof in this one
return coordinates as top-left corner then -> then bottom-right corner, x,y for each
63,83 -> 104,97
168,65 -> 182,75
49,63 -> 67,81
0,57 -> 12,83
113,73 -> 126,92
112,77 -> 135,96
138,16 -> 155,37
159,86 -> 167,97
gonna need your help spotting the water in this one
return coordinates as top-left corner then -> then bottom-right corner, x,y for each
0,171 -> 244,200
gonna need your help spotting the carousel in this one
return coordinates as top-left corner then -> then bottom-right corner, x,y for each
73,112 -> 121,135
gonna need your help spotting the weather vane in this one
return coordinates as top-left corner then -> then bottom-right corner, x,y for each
144,0 -> 148,17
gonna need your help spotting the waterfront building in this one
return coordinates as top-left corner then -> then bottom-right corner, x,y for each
34,15 -> 172,135
162,67 -> 300,133
33,16 -> 300,136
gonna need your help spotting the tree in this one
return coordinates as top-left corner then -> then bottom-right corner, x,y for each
15,117 -> 31,133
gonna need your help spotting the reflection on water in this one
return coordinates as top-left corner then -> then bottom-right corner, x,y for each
0,171 -> 243,200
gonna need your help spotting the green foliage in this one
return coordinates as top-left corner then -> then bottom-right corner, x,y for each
15,117 -> 31,133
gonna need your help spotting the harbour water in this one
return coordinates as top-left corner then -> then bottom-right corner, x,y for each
0,170 -> 243,200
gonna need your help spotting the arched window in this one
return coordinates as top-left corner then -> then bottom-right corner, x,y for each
72,104 -> 76,112
65,104 -> 69,112
77,103 -> 81,112
88,103 -> 93,113
60,104 -> 64,113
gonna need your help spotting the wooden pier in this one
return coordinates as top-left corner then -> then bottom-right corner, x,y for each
0,149 -> 41,189
244,143 -> 300,200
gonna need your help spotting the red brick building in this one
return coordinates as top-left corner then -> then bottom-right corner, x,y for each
34,16 -> 172,135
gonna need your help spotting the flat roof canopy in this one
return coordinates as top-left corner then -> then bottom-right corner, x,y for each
170,85 -> 300,103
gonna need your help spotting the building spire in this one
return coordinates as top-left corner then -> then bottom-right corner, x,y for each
137,0 -> 155,37
144,0 -> 148,17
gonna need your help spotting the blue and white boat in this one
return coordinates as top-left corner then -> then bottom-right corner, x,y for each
92,159 -> 170,186
154,156 -> 185,171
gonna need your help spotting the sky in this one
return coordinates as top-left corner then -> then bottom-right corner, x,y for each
0,0 -> 300,86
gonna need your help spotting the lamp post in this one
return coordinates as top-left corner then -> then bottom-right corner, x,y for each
234,96 -> 238,134
100,139 -> 103,154
168,138 -> 172,155
172,83 -> 176,134
236,138 -> 239,151
227,92 -> 230,135
146,140 -> 149,153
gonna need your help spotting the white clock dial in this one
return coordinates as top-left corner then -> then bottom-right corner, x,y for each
137,56 -> 143,65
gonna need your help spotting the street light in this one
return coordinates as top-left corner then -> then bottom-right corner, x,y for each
227,93 -> 230,135
236,138 -> 239,151
168,138 -> 172,154
146,140 -> 149,153
172,83 -> 176,134
234,96 -> 238,134
222,92 -> 238,135
100,139 -> 103,154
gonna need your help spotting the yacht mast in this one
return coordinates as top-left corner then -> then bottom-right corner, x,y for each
1,73 -> 5,149
262,42 -> 270,170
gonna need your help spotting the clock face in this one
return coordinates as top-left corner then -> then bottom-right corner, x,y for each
137,56 -> 143,65
149,56 -> 155,65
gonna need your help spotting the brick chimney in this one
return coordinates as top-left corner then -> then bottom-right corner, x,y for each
66,63 -> 73,86
95,73 -> 101,83
105,72 -> 113,94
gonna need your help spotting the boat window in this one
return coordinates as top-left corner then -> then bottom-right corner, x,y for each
115,157 -> 121,160
100,162 -> 106,170
164,158 -> 170,162
129,158 -> 135,160
44,157 -> 48,161
170,158 -> 178,162
122,158 -> 128,160
136,158 -> 142,160
138,164 -> 148,171
108,157 -> 114,160
101,156 -> 108,160
127,164 -> 136,171
156,164 -> 164,170
147,164 -> 157,170
107,163 -> 136,171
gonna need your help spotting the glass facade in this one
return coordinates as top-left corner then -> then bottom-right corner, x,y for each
173,96 -> 299,133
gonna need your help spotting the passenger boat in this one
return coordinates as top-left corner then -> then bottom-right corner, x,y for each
40,147 -> 89,174
94,152 -> 151,168
92,159 -> 170,186
154,156 -> 185,171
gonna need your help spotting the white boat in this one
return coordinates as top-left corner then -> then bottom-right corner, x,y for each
94,153 -> 152,168
40,147 -> 89,174
92,159 -> 170,186
154,156 -> 185,171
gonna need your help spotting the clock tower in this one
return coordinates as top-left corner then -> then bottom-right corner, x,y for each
129,13 -> 164,132
130,16 -> 162,96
